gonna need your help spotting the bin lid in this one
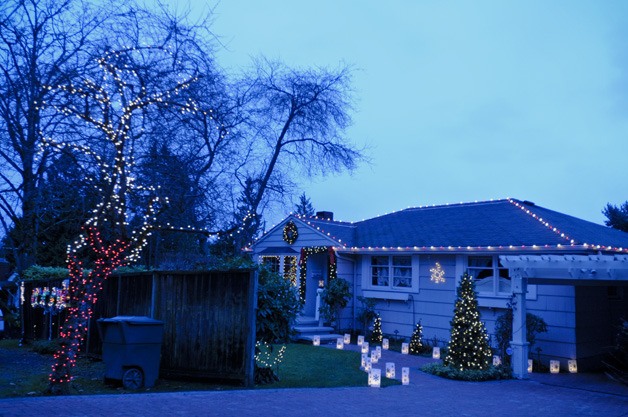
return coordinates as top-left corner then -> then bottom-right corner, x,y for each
97,316 -> 163,325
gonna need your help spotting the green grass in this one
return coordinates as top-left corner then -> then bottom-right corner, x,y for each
0,340 -> 398,397
261,343 -> 400,389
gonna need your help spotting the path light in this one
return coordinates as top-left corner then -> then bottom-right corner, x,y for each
364,357 -> 372,372
402,367 -> 410,385
386,362 -> 395,378
368,368 -> 381,388
550,360 -> 560,374
432,347 -> 440,359
528,359 -> 533,373
344,333 -> 351,344
361,353 -> 367,369
382,338 -> 389,350
568,360 -> 578,373
493,355 -> 502,366
312,335 -> 320,346
357,335 -> 364,346
361,342 -> 369,354
375,346 -> 382,359
371,350 -> 379,364
401,343 -> 409,354
336,338 -> 344,349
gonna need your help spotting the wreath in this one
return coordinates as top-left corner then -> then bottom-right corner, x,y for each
283,220 -> 298,244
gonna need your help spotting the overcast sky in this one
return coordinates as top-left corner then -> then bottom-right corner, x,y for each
190,0 -> 627,226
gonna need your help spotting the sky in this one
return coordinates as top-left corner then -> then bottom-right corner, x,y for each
187,0 -> 627,227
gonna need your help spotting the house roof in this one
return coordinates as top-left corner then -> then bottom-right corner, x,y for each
250,198 -> 628,253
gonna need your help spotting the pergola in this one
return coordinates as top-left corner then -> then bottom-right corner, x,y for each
500,254 -> 628,378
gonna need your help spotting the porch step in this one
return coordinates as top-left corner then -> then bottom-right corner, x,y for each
293,325 -> 335,335
295,316 -> 319,326
299,333 -> 344,343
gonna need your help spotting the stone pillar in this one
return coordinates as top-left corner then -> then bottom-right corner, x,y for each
510,269 -> 529,379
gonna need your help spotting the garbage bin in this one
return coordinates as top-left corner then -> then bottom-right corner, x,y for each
97,316 -> 164,389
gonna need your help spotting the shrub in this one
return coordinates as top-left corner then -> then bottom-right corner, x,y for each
494,301 -> 548,364
319,278 -> 351,329
357,296 -> 377,333
21,265 -> 69,282
422,363 -> 512,381
256,267 -> 300,343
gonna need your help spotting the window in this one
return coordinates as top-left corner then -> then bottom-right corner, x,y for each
261,255 -> 298,286
371,256 -> 413,289
467,256 -> 510,295
283,256 -> 298,286
261,256 -> 280,274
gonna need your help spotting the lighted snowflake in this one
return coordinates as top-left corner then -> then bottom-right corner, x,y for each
430,262 -> 446,283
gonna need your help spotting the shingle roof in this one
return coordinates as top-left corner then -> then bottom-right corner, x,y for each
291,198 -> 628,252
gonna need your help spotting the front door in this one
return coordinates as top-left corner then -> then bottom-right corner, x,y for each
303,254 -> 327,317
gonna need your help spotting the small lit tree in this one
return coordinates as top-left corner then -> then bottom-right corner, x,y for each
444,273 -> 492,371
409,321 -> 423,354
371,314 -> 383,343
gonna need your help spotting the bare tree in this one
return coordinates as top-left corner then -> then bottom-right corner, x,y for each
233,58 -> 363,245
45,43 -> 198,393
0,0 -> 112,271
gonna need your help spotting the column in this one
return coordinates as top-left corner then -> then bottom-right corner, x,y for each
510,269 -> 529,379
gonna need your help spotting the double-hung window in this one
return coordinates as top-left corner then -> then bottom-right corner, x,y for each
467,256 -> 510,295
371,255 -> 413,289
261,255 -> 298,287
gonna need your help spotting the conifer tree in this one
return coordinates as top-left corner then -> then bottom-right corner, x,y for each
409,321 -> 423,354
371,314 -> 383,343
444,273 -> 492,370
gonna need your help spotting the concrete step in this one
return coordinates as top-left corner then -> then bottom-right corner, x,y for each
295,316 -> 318,325
293,325 -> 335,334
299,333 -> 344,343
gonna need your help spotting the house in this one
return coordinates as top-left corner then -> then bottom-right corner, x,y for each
247,198 -> 628,377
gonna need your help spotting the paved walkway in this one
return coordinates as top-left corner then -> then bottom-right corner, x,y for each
0,346 -> 626,417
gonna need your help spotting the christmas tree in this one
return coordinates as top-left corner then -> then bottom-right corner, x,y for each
444,273 -> 492,370
409,321 -> 423,354
371,314 -> 383,343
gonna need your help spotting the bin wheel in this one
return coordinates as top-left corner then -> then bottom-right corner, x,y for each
122,367 -> 143,390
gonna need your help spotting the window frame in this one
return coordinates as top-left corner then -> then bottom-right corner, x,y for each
362,254 -> 419,293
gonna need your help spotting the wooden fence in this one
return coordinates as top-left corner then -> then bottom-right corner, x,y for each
22,270 -> 257,387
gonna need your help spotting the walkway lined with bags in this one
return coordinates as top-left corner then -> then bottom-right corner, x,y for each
0,347 -> 626,417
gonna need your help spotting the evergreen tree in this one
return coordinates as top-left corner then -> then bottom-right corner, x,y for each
371,314 -> 383,343
409,321 -> 424,354
294,192 -> 315,217
444,273 -> 492,371
602,201 -> 628,232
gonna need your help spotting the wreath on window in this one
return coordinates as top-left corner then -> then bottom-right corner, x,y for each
283,220 -> 299,244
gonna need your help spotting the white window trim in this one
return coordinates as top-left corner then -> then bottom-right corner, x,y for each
361,255 -> 419,293
460,255 -> 537,302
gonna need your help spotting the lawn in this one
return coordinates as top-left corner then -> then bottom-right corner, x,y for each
0,340 -> 398,397
260,343 -> 399,389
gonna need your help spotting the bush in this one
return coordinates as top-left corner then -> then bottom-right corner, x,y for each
494,302 -> 548,364
30,339 -> 62,355
357,296 -> 377,333
21,265 -> 69,282
319,278 -> 351,329
422,362 -> 512,381
256,267 -> 300,343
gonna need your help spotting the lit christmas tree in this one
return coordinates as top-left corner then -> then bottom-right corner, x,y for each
409,321 -> 423,354
444,273 -> 492,371
371,314 -> 383,343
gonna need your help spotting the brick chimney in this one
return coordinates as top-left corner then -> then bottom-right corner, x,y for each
315,211 -> 334,220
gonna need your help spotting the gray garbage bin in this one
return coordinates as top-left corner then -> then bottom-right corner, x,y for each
97,316 -> 164,389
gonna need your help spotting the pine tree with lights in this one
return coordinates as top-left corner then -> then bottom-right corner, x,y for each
409,321 -> 424,354
444,273 -> 492,371
371,314 -> 383,343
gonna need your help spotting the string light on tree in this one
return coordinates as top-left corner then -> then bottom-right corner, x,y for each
371,314 -> 383,343
444,273 -> 492,371
409,321 -> 423,354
